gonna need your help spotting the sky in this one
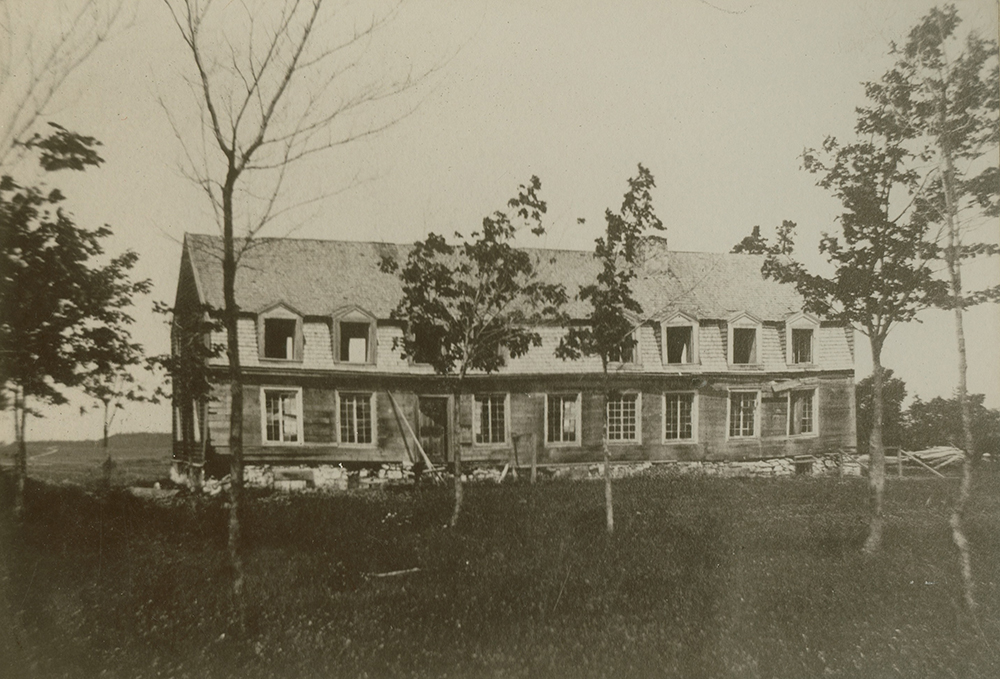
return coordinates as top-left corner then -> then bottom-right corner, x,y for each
4,0 -> 999,443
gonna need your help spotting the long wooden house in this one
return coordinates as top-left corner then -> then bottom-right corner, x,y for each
171,233 -> 856,482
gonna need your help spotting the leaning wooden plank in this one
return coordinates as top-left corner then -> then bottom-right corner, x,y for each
900,450 -> 946,478
386,392 -> 443,483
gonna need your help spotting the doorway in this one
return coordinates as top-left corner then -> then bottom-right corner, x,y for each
417,397 -> 450,465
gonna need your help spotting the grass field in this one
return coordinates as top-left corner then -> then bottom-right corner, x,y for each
2,466 -> 999,678
0,433 -> 173,487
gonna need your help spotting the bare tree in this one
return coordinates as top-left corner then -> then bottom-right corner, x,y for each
0,0 -> 131,167
162,0 -> 440,603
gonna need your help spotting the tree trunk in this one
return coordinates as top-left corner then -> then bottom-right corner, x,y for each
13,388 -> 27,520
602,369 -> 614,534
450,388 -> 463,528
863,343 -> 885,554
938,98 -> 976,610
102,401 -> 114,488
222,171 -> 246,607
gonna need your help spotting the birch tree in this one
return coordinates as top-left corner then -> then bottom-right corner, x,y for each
381,177 -> 566,528
163,0 -> 438,598
556,164 -> 664,535
880,4 -> 999,610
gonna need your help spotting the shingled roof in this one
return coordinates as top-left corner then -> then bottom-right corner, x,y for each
184,233 -> 807,322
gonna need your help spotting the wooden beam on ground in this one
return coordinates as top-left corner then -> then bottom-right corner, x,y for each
386,392 -> 444,483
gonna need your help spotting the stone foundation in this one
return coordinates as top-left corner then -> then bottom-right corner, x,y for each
244,462 -> 414,491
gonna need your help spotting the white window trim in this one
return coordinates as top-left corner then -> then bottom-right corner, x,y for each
786,313 -> 820,366
258,304 -> 303,362
727,313 -> 762,366
544,392 -> 583,447
335,390 -> 378,447
662,391 -> 698,443
332,306 -> 377,366
606,391 -> 642,444
473,393 -> 510,447
662,313 -> 699,365
726,389 -> 760,440
260,386 -> 304,446
787,388 -> 819,438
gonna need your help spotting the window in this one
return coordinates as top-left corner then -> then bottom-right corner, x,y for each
791,329 -> 813,364
339,322 -> 370,363
263,318 -> 297,359
788,390 -> 815,436
608,332 -> 636,363
665,326 -> 693,364
546,394 -> 580,445
474,394 -> 506,444
607,393 -> 640,442
732,328 -> 757,364
339,392 -> 374,444
728,391 -> 758,438
263,389 -> 301,443
664,393 -> 695,441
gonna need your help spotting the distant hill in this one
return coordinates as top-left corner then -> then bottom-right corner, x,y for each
1,431 -> 171,453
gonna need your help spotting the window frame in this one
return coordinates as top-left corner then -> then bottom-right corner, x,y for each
785,312 -> 819,366
606,391 -> 642,444
662,312 -> 699,365
545,393 -> 583,447
257,303 -> 303,363
787,388 -> 818,438
473,393 -> 509,447
332,306 -> 378,366
336,390 -> 377,447
727,313 -> 762,366
662,391 -> 698,443
726,389 -> 760,439
260,386 -> 304,446
608,329 -> 639,365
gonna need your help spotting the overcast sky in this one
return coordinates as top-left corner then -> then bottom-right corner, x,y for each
6,0 -> 999,442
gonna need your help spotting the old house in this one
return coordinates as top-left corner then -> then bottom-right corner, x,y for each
171,233 -> 856,486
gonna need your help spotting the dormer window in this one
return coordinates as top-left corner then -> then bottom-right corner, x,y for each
662,312 -> 698,365
333,306 -> 377,365
727,312 -> 762,366
786,312 -> 819,365
258,303 -> 303,361
608,330 -> 637,364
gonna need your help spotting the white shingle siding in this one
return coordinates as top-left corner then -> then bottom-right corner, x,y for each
303,322 -> 334,369
378,325 -> 410,370
817,326 -> 853,371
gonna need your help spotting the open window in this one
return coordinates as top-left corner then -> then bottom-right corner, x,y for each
546,393 -> 581,446
785,312 -> 819,365
332,306 -> 377,365
261,387 -> 302,444
788,389 -> 817,436
727,312 -> 761,365
662,312 -> 698,365
257,303 -> 303,361
608,330 -> 637,364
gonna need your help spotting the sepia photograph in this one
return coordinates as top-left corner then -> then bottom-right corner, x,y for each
1,0 -> 998,676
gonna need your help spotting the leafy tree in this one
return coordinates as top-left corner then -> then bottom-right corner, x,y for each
381,176 -> 566,528
731,220 -> 796,255
903,393 -> 1000,459
556,164 -> 664,534
164,0 -> 440,601
874,4 -> 999,609
763,92 -> 946,554
856,369 -> 907,456
0,127 -> 150,517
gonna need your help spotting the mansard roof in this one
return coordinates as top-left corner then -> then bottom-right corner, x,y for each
183,233 -> 809,322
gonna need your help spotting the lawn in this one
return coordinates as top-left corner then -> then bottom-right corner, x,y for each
2,468 -> 998,678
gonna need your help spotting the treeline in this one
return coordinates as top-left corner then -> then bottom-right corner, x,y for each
856,370 -> 1000,457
